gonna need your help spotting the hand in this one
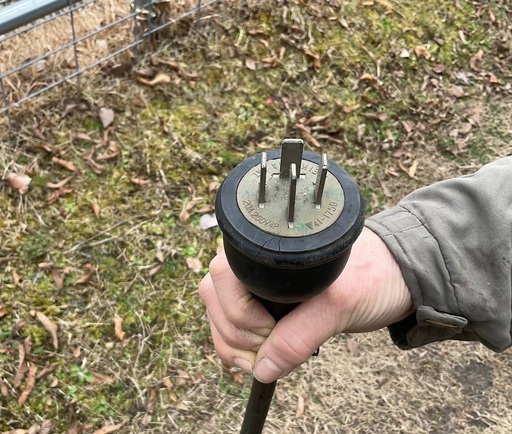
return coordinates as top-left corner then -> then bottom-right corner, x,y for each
198,227 -> 414,383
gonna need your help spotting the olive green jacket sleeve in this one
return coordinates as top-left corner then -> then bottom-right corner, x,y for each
365,157 -> 512,352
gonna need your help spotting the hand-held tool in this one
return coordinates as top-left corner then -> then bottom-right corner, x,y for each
215,139 -> 365,433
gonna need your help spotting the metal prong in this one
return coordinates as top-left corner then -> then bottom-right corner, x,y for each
258,152 -> 267,208
287,163 -> 297,227
314,153 -> 328,208
280,139 -> 304,178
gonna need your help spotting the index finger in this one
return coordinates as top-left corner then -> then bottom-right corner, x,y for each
208,252 -> 276,332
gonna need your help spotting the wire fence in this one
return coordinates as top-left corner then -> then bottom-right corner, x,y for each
0,0 -> 222,126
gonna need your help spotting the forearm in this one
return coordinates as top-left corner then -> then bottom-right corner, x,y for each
366,157 -> 512,352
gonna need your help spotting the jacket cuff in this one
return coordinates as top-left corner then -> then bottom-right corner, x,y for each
366,207 -> 472,350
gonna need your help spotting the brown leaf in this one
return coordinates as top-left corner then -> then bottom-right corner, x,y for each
148,263 -> 163,277
345,337 -> 360,357
469,50 -> 484,72
92,203 -> 101,218
72,263 -> 95,286
12,270 -> 22,288
179,198 -> 204,222
414,45 -> 431,60
85,157 -> 105,175
90,371 -> 115,384
131,178 -> 151,186
359,72 -> 379,85
39,420 -> 53,434
18,363 -> 38,405
142,387 -> 158,426
186,257 -> 202,274
364,111 -> 388,122
305,113 -> 331,125
47,187 -> 73,204
30,310 -> 58,350
46,175 -> 74,189
52,157 -> 76,172
432,64 -> 446,74
0,379 -> 7,396
295,395 -> 308,418
0,305 -> 9,318
99,108 -> 115,129
245,58 -> 257,70
447,86 -> 465,98
51,267 -> 64,291
134,73 -> 171,87
113,315 -> 126,341
154,58 -> 199,79
73,132 -> 99,144
13,341 -> 28,388
295,123 -> 322,148
5,173 -> 31,194
91,422 -> 125,434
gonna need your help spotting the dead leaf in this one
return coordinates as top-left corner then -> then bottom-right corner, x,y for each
432,64 -> 446,74
113,315 -> 126,341
92,203 -> 101,218
46,175 -> 74,189
408,159 -> 418,178
131,178 -> 151,187
51,267 -> 65,291
91,422 -> 125,434
90,371 -> 115,384
222,363 -> 244,384
305,113 -> 331,125
96,142 -> 120,161
2,429 -> 28,434
30,310 -> 58,350
186,257 -> 202,274
245,58 -> 257,70
72,263 -> 95,286
364,111 -> 388,122
295,123 -> 322,148
153,58 -> 199,79
345,337 -> 360,356
18,363 -> 37,405
99,108 -> 115,129
85,157 -> 105,175
5,173 -> 31,194
39,420 -> 53,434
13,340 -> 28,388
142,387 -> 158,426
414,45 -> 431,60
179,197 -> 204,222
447,86 -> 465,98
12,270 -> 22,288
47,187 -> 73,204
359,72 -> 379,85
134,73 -> 171,87
52,157 -> 76,172
148,263 -> 163,277
295,395 -> 308,418
469,50 -> 484,72
0,379 -> 7,396
199,213 -> 218,230
0,305 -> 8,318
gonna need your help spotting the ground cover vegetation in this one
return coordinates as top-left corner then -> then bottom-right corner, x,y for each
1,0 -> 511,432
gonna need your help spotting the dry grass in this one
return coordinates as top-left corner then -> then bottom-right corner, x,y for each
1,0 -> 512,432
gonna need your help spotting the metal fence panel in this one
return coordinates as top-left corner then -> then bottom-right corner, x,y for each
0,0 -> 221,125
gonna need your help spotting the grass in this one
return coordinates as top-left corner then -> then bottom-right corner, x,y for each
1,0 -> 512,432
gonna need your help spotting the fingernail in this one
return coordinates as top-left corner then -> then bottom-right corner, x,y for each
254,357 -> 283,383
234,358 -> 253,374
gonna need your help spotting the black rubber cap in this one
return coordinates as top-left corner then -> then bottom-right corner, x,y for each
216,150 -> 365,304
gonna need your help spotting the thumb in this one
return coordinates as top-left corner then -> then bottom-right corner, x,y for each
252,300 -> 339,383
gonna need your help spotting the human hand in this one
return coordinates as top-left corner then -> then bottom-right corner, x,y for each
198,227 -> 414,383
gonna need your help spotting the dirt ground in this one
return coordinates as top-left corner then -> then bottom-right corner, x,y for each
1,0 -> 512,433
